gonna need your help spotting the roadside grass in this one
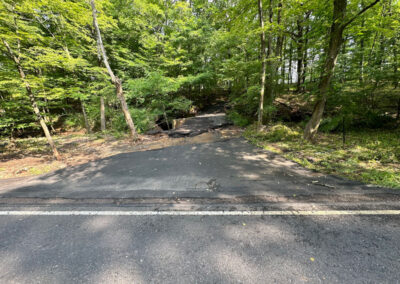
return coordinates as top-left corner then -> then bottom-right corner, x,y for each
244,123 -> 400,189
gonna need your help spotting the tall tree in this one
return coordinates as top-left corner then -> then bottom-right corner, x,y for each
90,0 -> 137,139
257,0 -> 267,128
0,1 -> 61,159
2,39 -> 60,159
303,0 -> 381,141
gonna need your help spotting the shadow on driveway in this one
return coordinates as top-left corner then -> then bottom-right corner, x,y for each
0,138 -> 395,200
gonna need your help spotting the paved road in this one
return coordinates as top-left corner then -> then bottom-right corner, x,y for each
0,213 -> 399,283
1,137 -> 399,283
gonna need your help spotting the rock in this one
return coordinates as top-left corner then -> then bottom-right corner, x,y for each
145,126 -> 163,135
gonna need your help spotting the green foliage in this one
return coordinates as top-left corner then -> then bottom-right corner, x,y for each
0,0 -> 399,145
110,108 -> 156,134
245,123 -> 400,189
228,111 -> 252,127
245,123 -> 301,142
64,114 -> 85,130
127,71 -> 192,120
319,116 -> 344,132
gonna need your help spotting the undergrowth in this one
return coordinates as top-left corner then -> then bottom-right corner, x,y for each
244,123 -> 400,189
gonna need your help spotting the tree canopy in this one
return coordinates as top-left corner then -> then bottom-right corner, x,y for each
1,0 -> 399,155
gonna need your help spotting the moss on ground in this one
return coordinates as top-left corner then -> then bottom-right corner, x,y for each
244,124 -> 400,189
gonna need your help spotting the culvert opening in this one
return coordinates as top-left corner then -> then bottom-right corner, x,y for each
156,118 -> 173,131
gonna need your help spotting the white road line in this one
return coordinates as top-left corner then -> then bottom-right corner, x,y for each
0,210 -> 399,216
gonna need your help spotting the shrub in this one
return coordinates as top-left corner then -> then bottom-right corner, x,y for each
265,124 -> 301,142
228,111 -> 252,127
244,123 -> 301,142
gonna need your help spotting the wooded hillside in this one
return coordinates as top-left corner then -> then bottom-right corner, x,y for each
1,0 -> 399,158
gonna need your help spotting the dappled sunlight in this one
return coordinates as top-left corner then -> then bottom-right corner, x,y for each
1,137 -> 392,200
91,265 -> 144,284
83,216 -> 116,232
245,126 -> 400,189
239,173 -> 262,180
0,213 -> 399,282
240,153 -> 270,161
209,247 -> 263,282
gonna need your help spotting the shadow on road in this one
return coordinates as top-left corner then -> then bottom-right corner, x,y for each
0,138 -> 396,201
0,213 -> 399,283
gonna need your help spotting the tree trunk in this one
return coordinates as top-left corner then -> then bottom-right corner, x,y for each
162,104 -> 170,130
100,96 -> 106,131
81,99 -> 91,133
303,0 -> 347,141
115,78 -> 137,136
257,0 -> 267,129
280,36 -> 286,86
44,98 -> 55,132
90,0 -> 138,139
288,41 -> 293,87
302,0 -> 381,140
265,0 -> 274,109
393,40 -> 398,89
96,34 -> 107,132
396,98 -> 400,120
359,37 -> 365,83
2,39 -> 61,160
359,12 -> 365,84
340,39 -> 347,84
296,19 -> 304,93
302,25 -> 310,86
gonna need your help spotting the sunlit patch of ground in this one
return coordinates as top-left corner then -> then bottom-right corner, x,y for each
0,126 -> 242,179
244,124 -> 400,189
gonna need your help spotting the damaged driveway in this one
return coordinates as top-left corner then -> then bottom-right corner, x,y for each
0,137 -> 397,202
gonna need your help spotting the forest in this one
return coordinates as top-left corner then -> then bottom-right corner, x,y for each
0,0 -> 399,186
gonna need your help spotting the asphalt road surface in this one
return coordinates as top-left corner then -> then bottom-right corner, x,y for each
1,137 -> 399,283
0,214 -> 399,283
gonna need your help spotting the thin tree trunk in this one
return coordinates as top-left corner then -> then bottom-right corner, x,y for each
37,69 -> 56,133
41,104 -> 55,133
340,39 -> 347,84
81,99 -> 91,133
393,40 -> 398,89
296,19 -> 304,92
397,98 -> 400,120
359,11 -> 365,84
288,41 -> 293,87
265,0 -> 274,109
257,0 -> 267,129
90,0 -> 138,139
43,98 -> 55,132
281,36 -> 286,86
100,96 -> 106,131
302,25 -> 310,86
95,34 -> 107,132
163,104 -> 170,130
2,39 -> 61,160
359,37 -> 365,83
